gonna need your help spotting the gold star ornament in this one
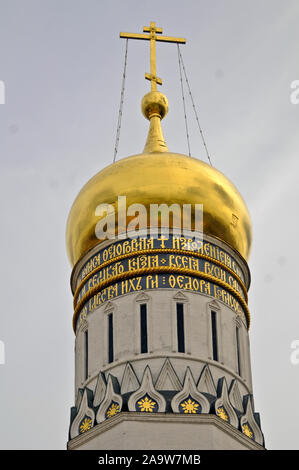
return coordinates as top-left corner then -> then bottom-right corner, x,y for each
137,396 -> 157,412
79,417 -> 93,434
216,406 -> 229,422
180,398 -> 200,414
106,402 -> 120,419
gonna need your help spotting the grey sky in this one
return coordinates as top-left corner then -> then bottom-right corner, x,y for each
0,0 -> 298,449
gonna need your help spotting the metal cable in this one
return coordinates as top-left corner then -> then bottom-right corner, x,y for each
177,44 -> 191,157
178,45 -> 213,166
113,39 -> 128,163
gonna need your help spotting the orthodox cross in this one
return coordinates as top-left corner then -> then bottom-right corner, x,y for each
120,22 -> 186,91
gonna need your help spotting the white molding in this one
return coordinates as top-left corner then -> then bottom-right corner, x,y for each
215,378 -> 238,428
120,363 -> 140,394
104,301 -> 115,313
135,292 -> 150,303
155,358 -> 182,391
75,389 -> 84,410
240,398 -> 264,446
79,320 -> 88,333
93,372 -> 107,407
173,291 -> 188,301
229,379 -> 244,413
70,389 -> 95,439
171,367 -> 210,413
197,364 -> 217,396
96,375 -> 123,424
128,366 -> 166,412
81,353 -> 253,396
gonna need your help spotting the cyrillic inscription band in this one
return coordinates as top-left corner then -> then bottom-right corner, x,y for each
76,235 -> 246,286
75,253 -> 247,306
76,273 -> 247,332
73,236 -> 250,333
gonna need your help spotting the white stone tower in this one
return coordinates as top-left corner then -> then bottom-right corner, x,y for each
66,22 -> 265,450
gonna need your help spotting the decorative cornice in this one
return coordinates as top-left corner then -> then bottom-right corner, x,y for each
79,353 -> 253,396
68,361 -> 264,447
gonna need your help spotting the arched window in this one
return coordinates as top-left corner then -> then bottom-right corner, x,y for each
135,292 -> 150,354
172,291 -> 189,354
140,303 -> 148,354
211,310 -> 218,361
108,312 -> 114,364
236,323 -> 242,376
84,329 -> 88,380
176,303 -> 185,353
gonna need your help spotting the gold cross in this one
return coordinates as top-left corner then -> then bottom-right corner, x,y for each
120,22 -> 186,91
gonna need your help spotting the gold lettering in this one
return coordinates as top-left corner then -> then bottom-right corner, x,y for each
146,274 -> 158,289
129,279 -> 137,291
199,279 -> 209,295
169,274 -> 176,289
176,275 -> 185,289
123,240 -> 130,253
204,261 -> 212,275
135,277 -> 142,290
157,236 -> 167,248
192,277 -> 199,291
172,236 -> 180,250
107,284 -> 118,300
139,255 -> 148,269
191,258 -> 199,271
152,255 -> 159,267
121,279 -> 128,295
184,276 -> 193,290
169,254 -> 176,267
128,257 -> 138,271
146,237 -> 154,249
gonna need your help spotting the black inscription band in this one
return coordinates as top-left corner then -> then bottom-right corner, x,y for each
74,252 -> 247,308
76,235 -> 246,287
73,267 -> 250,333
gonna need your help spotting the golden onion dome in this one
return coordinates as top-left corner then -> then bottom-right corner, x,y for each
66,91 -> 252,267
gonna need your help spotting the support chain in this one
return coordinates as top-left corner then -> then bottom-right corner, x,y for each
113,39 -> 128,163
178,45 -> 213,166
177,44 -> 191,157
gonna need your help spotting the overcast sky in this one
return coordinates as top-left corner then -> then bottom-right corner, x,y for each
0,0 -> 298,449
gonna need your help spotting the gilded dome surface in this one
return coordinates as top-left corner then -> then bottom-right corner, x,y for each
66,151 -> 252,267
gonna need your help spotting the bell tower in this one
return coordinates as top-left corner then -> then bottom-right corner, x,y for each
66,23 -> 265,450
